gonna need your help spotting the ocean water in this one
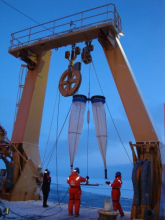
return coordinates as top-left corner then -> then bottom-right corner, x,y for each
48,177 -> 133,212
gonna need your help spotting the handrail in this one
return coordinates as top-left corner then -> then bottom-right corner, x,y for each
9,3 -> 122,50
11,3 -> 116,34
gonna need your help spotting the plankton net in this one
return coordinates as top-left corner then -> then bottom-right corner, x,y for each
91,96 -> 108,179
68,94 -> 108,179
68,95 -> 87,172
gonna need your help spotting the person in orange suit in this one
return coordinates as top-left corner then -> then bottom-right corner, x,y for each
106,171 -> 124,218
67,167 -> 89,217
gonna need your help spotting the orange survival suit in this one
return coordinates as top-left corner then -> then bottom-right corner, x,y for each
67,170 -> 87,216
109,174 -> 124,216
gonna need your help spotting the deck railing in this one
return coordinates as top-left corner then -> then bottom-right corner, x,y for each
9,3 -> 122,49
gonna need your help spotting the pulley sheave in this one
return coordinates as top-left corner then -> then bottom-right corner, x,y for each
59,44 -> 82,97
81,41 -> 94,64
59,68 -> 82,97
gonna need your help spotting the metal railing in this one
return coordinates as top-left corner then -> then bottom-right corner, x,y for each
9,4 -> 122,50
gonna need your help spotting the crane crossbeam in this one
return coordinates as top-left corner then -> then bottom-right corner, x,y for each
8,4 -> 123,60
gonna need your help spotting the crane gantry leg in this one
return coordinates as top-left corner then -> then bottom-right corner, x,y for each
7,50 -> 52,201
99,32 -> 165,220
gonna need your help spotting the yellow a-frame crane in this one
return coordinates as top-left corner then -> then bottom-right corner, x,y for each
0,3 -> 164,219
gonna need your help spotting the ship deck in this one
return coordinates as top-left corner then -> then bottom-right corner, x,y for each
1,199 -> 131,219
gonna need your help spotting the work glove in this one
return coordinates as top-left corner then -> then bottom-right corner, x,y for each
86,176 -> 89,180
105,181 -> 110,185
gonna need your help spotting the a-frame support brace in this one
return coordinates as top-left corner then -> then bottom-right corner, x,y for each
99,33 -> 165,219
3,50 -> 52,201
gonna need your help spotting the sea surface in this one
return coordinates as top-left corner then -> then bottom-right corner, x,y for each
48,177 -> 133,212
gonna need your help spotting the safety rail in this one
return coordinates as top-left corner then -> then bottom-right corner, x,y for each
9,3 -> 122,50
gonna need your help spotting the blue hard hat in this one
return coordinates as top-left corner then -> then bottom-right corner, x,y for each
74,167 -> 80,174
115,171 -> 121,177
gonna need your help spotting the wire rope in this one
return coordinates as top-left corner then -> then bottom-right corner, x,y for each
0,0 -> 52,33
91,61 -> 133,165
86,63 -> 91,177
0,186 -> 69,219
44,103 -> 72,167
0,183 -> 133,219
10,143 -> 42,183
42,87 -> 59,165
55,93 -> 61,204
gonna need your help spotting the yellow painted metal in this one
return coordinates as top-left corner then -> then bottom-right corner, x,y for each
9,50 -> 51,201
12,150 -> 20,185
99,34 -> 165,219
101,37 -> 162,143
22,143 -> 41,168
11,51 -> 51,144
23,50 -> 51,145
4,4 -> 164,215
10,160 -> 40,201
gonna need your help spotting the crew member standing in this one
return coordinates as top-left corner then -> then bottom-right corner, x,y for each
42,169 -> 51,208
106,171 -> 124,218
67,167 -> 89,217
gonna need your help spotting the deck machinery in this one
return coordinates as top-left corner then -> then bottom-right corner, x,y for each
0,4 -> 164,220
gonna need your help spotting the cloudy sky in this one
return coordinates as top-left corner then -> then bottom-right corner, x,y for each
0,0 -> 165,181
